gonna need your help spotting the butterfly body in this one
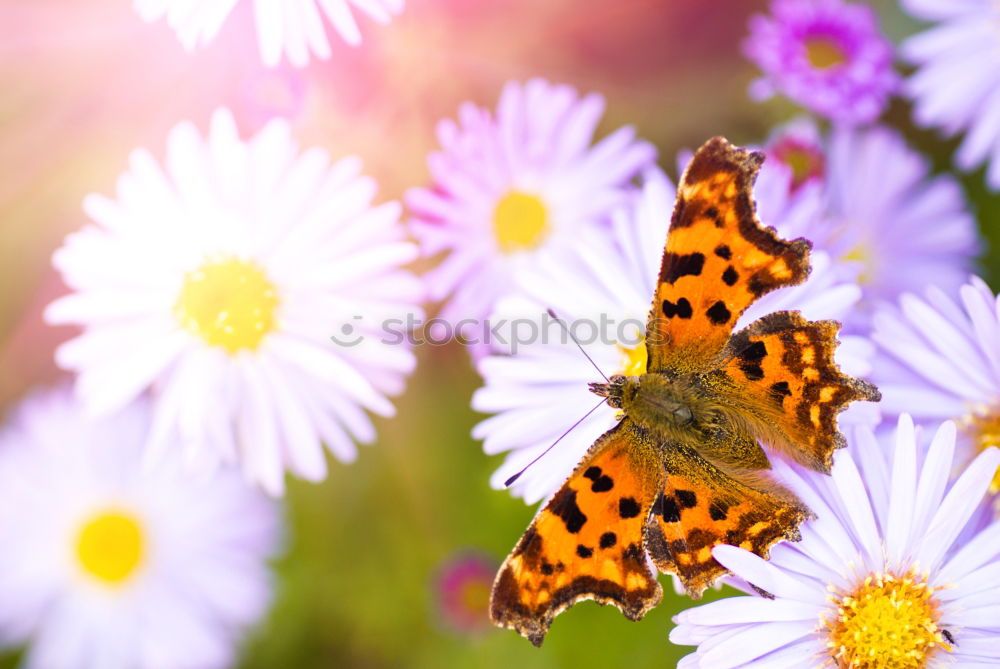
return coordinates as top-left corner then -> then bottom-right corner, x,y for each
593,371 -> 772,469
490,137 -> 880,646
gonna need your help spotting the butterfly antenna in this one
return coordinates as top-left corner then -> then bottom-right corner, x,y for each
546,308 -> 609,383
504,397 -> 608,487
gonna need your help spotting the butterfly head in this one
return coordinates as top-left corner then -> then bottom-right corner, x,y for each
588,374 -> 633,409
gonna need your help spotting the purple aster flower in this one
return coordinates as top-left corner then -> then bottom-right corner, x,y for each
433,551 -> 498,636
901,0 -> 1000,188
764,120 -> 980,329
744,0 -> 899,124
764,117 -> 826,192
672,416 -> 1000,667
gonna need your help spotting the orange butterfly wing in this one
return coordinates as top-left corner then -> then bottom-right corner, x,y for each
717,311 -> 881,472
643,443 -> 809,597
490,420 -> 664,646
646,136 -> 810,371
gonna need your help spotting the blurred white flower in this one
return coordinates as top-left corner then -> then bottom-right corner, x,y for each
900,0 -> 1000,188
134,0 -> 404,67
46,108 -> 422,495
0,388 -> 280,669
872,276 -> 1000,491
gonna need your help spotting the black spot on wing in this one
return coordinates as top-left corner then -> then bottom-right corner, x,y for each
576,544 -> 593,558
550,488 -> 587,534
706,301 -> 731,325
676,490 -> 698,508
714,244 -> 732,260
600,532 -> 617,549
770,381 -> 792,404
735,340 -> 768,381
592,477 -> 613,493
584,466 -> 615,492
653,494 -> 681,523
722,266 -> 739,286
708,501 -> 729,521
662,298 -> 693,319
739,341 -> 767,362
660,252 -> 705,284
618,497 -> 641,519
583,466 -> 615,493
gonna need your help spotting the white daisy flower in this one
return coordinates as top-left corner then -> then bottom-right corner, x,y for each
872,275 -> 1000,492
473,165 -> 870,504
134,0 -> 403,67
46,108 -> 422,495
671,415 -> 1000,668
900,0 -> 1000,188
406,77 -> 656,343
0,388 -> 280,669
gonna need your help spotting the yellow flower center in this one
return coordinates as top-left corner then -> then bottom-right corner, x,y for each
842,243 -> 873,284
75,510 -> 145,585
493,192 -> 550,253
824,569 -> 951,669
960,408 -> 1000,493
786,149 -> 813,182
174,256 -> 279,354
804,36 -> 847,69
617,338 -> 648,377
459,579 -> 491,616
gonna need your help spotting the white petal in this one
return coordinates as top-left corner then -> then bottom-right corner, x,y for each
697,621 -> 812,668
712,546 -> 824,604
919,447 -> 1000,568
885,415 -> 917,562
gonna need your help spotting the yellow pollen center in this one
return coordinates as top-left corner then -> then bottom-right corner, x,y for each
459,580 -> 491,615
493,192 -> 550,253
824,570 -> 951,669
175,256 -> 279,353
842,243 -> 873,284
617,338 -> 648,377
805,36 -> 848,69
960,408 -> 1000,493
75,510 -> 145,585
783,148 -> 823,188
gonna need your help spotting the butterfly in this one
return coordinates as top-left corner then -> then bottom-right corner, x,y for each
488,136 -> 881,646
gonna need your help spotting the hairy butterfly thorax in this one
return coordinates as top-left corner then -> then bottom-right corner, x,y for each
489,136 -> 881,647
591,374 -> 719,439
